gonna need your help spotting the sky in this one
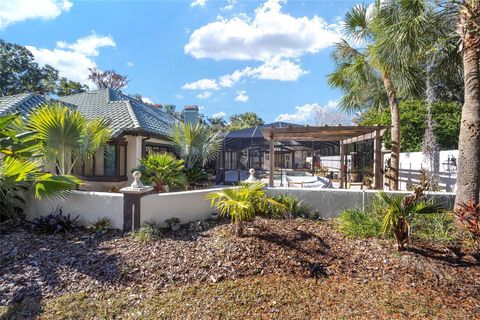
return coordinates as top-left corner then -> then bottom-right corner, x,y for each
0,0 -> 365,124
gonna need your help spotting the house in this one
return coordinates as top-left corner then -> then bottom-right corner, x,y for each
0,89 -> 193,191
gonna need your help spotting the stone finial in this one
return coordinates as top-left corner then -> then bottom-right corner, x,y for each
245,168 -> 257,182
131,171 -> 144,188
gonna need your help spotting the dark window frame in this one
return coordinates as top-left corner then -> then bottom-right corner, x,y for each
77,140 -> 128,182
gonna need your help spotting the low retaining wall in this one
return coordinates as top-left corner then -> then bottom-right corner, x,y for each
266,187 -> 456,218
25,191 -> 124,229
25,187 -> 456,231
141,188 -> 222,227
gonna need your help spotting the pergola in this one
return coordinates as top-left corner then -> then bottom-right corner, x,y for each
261,125 -> 389,189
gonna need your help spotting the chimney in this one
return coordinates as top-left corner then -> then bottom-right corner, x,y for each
183,105 -> 199,124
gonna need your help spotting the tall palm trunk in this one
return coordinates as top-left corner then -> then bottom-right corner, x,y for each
382,74 -> 400,190
455,1 -> 480,207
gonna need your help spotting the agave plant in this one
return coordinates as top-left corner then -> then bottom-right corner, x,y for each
136,152 -> 187,192
378,187 -> 441,250
27,103 -> 111,175
184,166 -> 208,189
0,113 -> 81,222
207,182 -> 284,236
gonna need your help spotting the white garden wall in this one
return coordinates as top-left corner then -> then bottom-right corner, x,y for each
140,188 -> 230,227
25,191 -> 124,229
266,187 -> 456,218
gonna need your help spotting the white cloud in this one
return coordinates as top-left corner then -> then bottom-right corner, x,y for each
191,0 -> 207,7
26,33 -> 116,85
276,100 -> 352,125
56,33 -> 115,56
142,97 -> 154,104
212,111 -> 226,118
186,58 -> 305,93
185,0 -> 340,61
0,0 -> 72,30
126,62 -> 134,67
197,91 -> 212,99
222,0 -> 237,11
234,90 -> 249,102
182,78 -> 219,91
250,57 -> 307,81
174,94 -> 184,99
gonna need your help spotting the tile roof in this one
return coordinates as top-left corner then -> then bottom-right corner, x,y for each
0,92 -> 74,117
57,88 -> 177,138
1,89 -> 177,139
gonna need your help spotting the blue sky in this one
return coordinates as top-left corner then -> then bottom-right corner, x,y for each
0,0 -> 364,124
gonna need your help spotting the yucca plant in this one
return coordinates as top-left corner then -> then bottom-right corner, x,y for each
378,187 -> 441,250
27,103 -> 111,175
136,152 -> 186,192
207,182 -> 284,236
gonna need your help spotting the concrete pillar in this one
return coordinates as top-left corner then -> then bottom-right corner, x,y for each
120,171 -> 153,232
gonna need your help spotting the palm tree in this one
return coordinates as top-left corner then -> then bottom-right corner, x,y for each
27,103 -> 111,175
329,2 -> 437,190
329,4 -> 403,190
0,113 -> 80,222
454,0 -> 480,206
136,152 -> 187,192
207,182 -> 284,236
169,122 -> 223,168
378,187 -> 441,250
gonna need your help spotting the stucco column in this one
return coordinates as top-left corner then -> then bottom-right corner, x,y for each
120,171 -> 153,232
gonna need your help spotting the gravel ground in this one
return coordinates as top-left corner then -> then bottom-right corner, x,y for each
1,218 -> 479,310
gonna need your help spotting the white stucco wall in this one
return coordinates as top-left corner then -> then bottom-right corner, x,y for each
25,191 -> 124,229
141,188 -> 229,227
266,187 -> 456,218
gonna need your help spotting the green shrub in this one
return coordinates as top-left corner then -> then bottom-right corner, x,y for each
267,194 -> 312,219
130,222 -> 162,243
338,209 -> 383,239
412,211 -> 453,242
207,182 -> 284,236
90,217 -> 111,232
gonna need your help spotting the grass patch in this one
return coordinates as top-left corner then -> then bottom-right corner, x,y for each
338,208 -> 383,238
412,211 -> 454,242
1,275 -> 476,319
338,199 -> 455,242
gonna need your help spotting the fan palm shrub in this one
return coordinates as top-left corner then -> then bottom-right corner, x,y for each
207,182 -> 284,236
0,113 -> 80,222
27,103 -> 111,175
378,187 -> 441,250
169,122 -> 223,168
136,152 -> 186,192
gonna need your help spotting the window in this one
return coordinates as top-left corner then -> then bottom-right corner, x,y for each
73,141 -> 127,181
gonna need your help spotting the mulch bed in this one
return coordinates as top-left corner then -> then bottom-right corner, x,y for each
1,218 -> 479,310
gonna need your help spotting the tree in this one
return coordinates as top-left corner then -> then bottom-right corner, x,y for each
354,100 -> 462,152
0,39 -> 59,96
88,67 -> 129,90
228,112 -> 264,131
56,77 -> 89,96
455,0 -> 480,205
205,116 -> 227,132
0,113 -> 81,222
169,122 -> 223,168
27,103 -> 112,175
329,2 -> 443,190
